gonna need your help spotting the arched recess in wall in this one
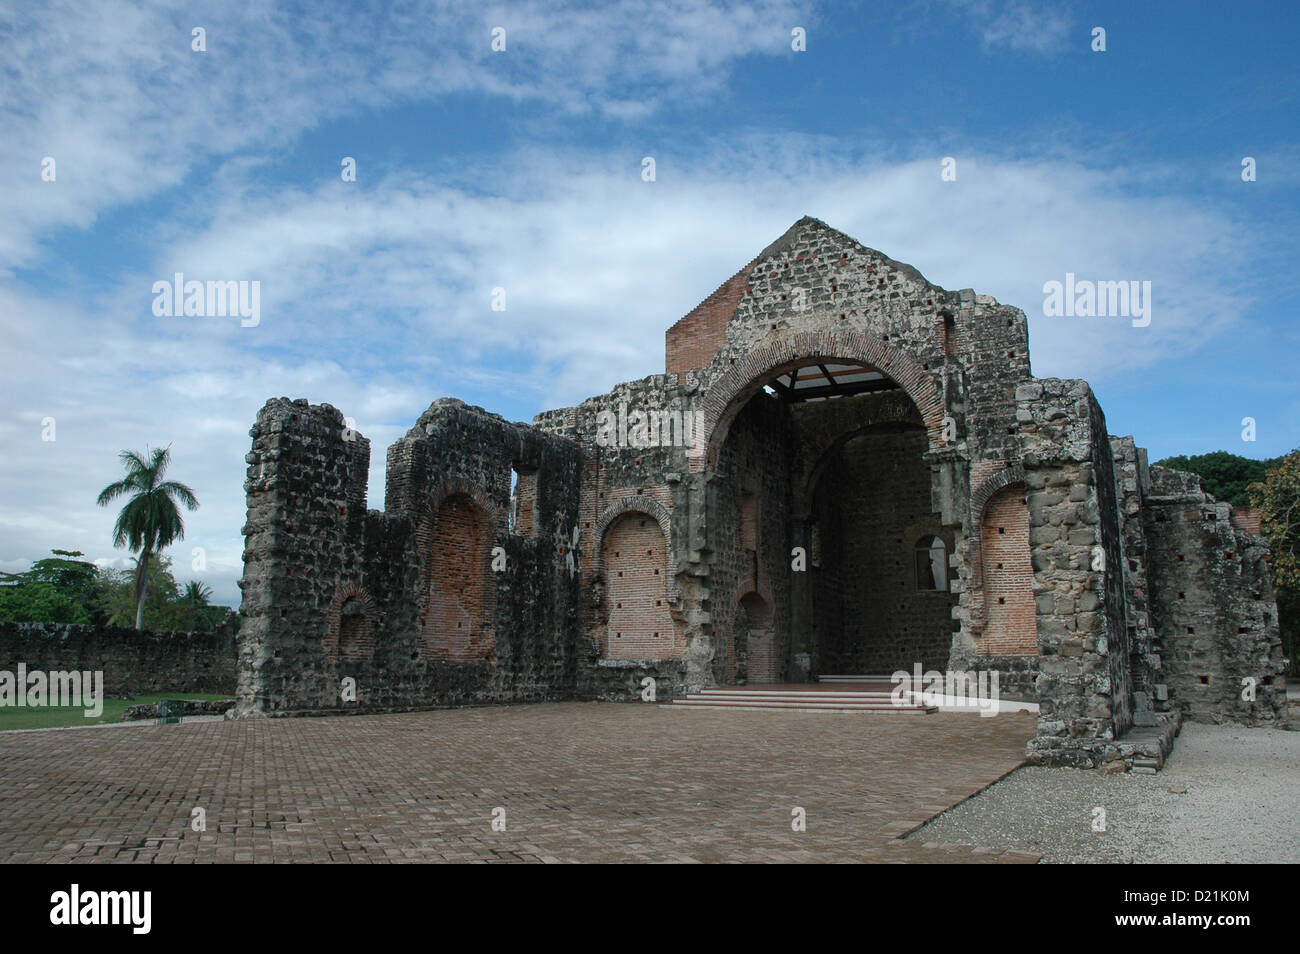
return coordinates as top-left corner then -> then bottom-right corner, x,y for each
966,464 -> 1027,633
694,329 -> 950,478
978,481 -> 1037,656
324,585 -> 377,663
418,480 -> 500,662
597,501 -> 678,660
592,496 -> 678,603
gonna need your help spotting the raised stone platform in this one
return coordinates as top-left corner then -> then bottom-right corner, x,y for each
668,683 -> 936,713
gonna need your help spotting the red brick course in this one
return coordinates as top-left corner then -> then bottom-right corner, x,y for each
665,257 -> 758,376
423,494 -> 495,661
980,485 -> 1037,656
602,513 -> 677,659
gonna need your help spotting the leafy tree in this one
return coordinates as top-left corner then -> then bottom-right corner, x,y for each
1250,450 -> 1300,673
1155,450 -> 1282,506
0,548 -> 232,630
96,446 -> 199,630
0,581 -> 92,623
0,549 -> 101,624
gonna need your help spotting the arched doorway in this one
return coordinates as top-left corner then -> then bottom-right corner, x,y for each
979,483 -> 1037,656
805,424 -> 955,675
705,353 -> 954,683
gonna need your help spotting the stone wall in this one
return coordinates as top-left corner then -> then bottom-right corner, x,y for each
809,425 -> 954,674
708,392 -> 794,684
0,620 -> 237,695
1143,466 -> 1287,725
1110,436 -> 1165,726
1017,379 -> 1138,766
236,396 -> 587,716
665,256 -> 758,376
535,372 -> 700,699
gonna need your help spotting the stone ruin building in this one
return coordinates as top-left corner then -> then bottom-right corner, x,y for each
234,217 -> 1288,768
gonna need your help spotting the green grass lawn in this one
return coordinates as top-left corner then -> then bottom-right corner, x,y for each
0,692 -> 230,731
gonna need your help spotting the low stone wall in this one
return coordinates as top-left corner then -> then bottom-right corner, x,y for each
580,657 -> 690,701
0,620 -> 238,696
123,698 -> 236,720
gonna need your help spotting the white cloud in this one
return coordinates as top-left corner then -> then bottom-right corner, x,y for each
948,0 -> 1073,55
0,0 -> 807,272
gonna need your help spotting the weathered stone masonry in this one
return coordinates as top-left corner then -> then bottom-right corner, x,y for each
1,620 -> 236,696
235,217 -> 1287,768
236,398 -> 586,715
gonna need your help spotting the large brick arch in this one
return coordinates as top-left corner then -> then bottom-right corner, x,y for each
592,496 -> 678,602
419,478 -> 502,536
695,329 -> 948,474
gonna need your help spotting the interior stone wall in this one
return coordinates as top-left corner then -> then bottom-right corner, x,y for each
808,426 -> 954,674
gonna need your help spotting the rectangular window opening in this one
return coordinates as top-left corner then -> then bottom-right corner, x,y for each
511,465 -> 539,538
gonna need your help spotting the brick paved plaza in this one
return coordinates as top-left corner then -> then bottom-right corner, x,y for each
0,704 -> 1040,863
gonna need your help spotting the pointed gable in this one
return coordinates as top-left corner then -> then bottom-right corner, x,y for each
665,216 -> 905,376
665,254 -> 759,377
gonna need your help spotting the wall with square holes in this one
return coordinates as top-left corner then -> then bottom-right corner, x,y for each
1143,465 -> 1288,725
234,218 -> 1286,763
979,483 -> 1038,657
532,371 -> 698,699
601,512 -> 676,659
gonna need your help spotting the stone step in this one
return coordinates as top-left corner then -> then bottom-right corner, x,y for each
668,686 -> 936,713
687,689 -> 899,702
817,674 -> 897,683
667,699 -> 937,713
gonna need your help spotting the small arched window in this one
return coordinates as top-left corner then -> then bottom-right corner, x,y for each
339,598 -> 366,658
915,536 -> 948,591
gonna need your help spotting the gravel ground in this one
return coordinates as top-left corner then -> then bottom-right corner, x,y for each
904,722 -> 1300,863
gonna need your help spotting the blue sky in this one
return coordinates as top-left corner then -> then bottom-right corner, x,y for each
2,0 -> 1298,608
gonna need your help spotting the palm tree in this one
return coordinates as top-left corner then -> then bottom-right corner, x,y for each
182,579 -> 213,629
96,446 -> 199,630
182,580 -> 212,607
